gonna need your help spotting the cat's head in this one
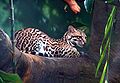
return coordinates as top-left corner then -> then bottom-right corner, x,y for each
64,25 -> 87,47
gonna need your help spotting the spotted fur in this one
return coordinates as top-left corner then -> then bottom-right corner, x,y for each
15,25 -> 86,58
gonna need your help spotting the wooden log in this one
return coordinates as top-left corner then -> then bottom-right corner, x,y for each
0,29 -> 98,83
0,1 -> 120,83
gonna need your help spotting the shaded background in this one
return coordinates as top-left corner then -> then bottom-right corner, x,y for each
0,0 -> 92,52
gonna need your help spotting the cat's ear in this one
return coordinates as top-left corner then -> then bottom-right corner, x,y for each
77,29 -> 85,32
77,27 -> 86,32
82,28 -> 87,32
68,25 -> 76,32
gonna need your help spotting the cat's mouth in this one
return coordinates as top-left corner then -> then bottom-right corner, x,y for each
78,40 -> 86,47
80,38 -> 86,46
78,44 -> 84,48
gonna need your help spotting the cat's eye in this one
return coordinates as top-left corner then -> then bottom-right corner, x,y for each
73,39 -> 77,41
73,36 -> 82,38
76,36 -> 82,38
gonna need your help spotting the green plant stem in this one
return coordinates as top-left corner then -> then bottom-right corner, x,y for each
95,6 -> 116,77
100,60 -> 108,83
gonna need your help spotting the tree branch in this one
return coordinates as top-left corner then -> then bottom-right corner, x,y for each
0,29 -> 98,83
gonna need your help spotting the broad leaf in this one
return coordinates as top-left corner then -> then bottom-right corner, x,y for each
0,70 -> 22,83
84,0 -> 94,13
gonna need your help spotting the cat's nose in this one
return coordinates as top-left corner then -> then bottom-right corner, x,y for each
84,42 -> 86,44
82,41 -> 86,46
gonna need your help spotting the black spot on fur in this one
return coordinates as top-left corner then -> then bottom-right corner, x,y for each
55,51 -> 58,54
51,51 -> 54,54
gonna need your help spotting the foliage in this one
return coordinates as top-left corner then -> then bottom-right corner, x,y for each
95,6 -> 117,83
0,0 -> 94,82
0,0 -> 92,34
84,0 -> 94,13
0,0 -> 93,51
106,0 -> 114,3
0,70 -> 22,83
105,0 -> 116,4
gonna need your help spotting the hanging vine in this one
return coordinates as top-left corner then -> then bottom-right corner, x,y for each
9,0 -> 16,73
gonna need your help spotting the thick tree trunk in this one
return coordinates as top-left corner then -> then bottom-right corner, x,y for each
90,0 -> 120,83
0,29 -> 98,83
89,0 -> 109,62
0,1 -> 120,83
108,6 -> 120,83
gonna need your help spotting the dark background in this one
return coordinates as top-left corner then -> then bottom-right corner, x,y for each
0,0 -> 92,51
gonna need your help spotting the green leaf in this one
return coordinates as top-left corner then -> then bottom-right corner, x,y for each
0,70 -> 22,83
95,6 -> 117,77
95,38 -> 110,77
0,77 -> 3,83
105,0 -> 114,3
100,61 -> 108,83
105,6 -> 116,36
105,0 -> 120,6
101,6 -> 116,45
84,0 -> 94,13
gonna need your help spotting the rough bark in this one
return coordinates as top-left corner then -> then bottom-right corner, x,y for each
90,0 -> 120,83
108,6 -> 120,83
0,0 -> 120,83
0,29 -> 98,83
89,0 -> 109,62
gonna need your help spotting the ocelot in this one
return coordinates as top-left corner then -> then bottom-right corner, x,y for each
15,25 -> 86,58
